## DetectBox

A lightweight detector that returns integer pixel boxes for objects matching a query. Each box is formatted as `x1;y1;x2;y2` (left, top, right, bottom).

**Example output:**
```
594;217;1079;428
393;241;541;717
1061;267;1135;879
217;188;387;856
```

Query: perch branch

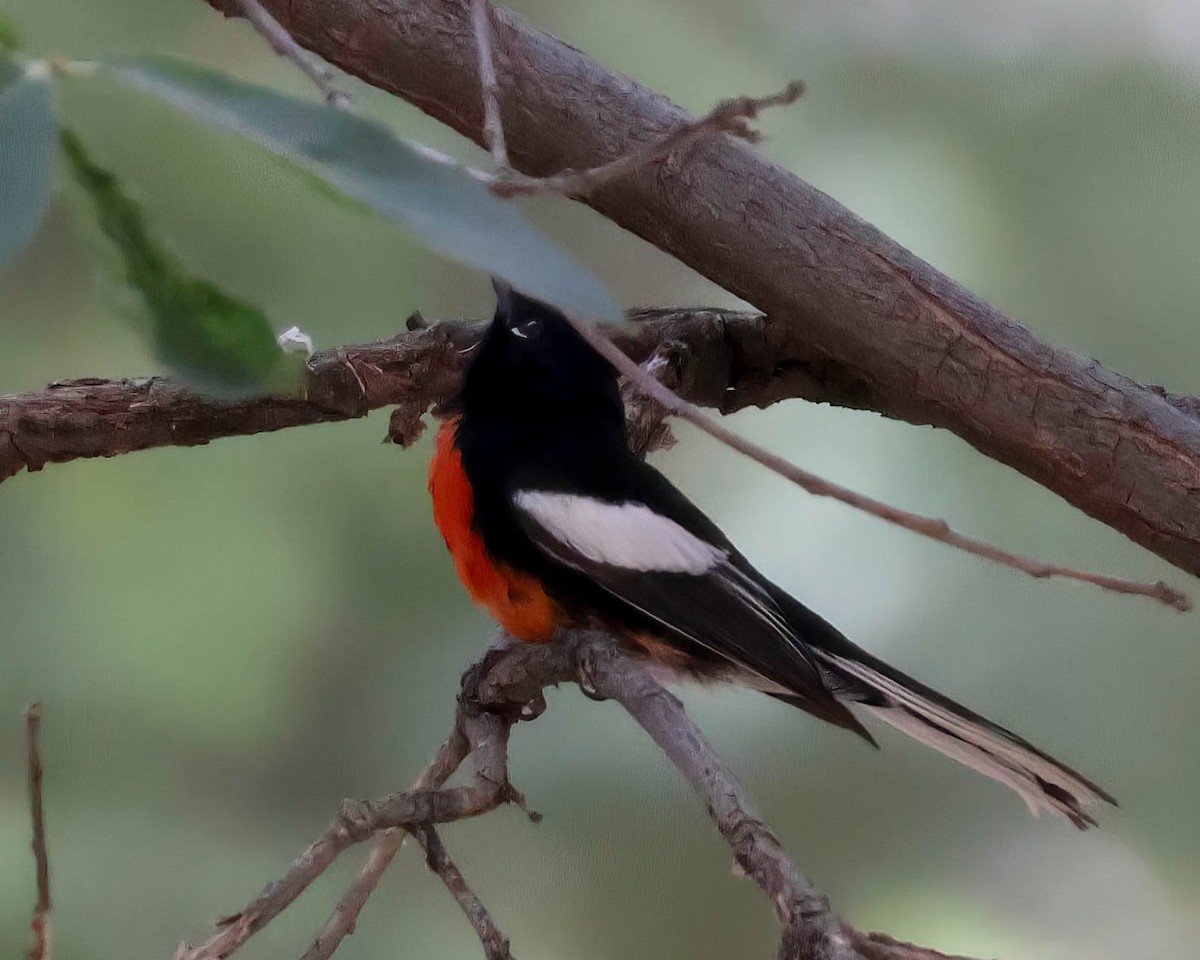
171;635;977;960
195;0;1200;581
25;703;52;960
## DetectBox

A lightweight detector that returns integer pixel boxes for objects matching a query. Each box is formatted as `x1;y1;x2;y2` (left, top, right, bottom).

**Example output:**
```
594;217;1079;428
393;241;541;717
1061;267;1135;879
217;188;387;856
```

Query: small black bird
429;284;1115;828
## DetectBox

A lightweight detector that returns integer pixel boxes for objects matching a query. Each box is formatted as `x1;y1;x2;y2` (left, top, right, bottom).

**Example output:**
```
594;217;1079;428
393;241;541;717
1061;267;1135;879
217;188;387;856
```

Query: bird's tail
812;643;1116;829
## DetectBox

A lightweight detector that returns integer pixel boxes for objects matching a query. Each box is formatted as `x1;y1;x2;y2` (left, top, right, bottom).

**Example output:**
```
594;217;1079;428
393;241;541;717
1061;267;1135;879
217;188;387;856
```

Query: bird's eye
511;318;543;340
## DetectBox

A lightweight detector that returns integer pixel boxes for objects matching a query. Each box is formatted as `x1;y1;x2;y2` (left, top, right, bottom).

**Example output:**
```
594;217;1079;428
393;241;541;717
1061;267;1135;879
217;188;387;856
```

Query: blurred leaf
0;59;56;269
60;130;299;395
100;56;621;321
0;13;21;52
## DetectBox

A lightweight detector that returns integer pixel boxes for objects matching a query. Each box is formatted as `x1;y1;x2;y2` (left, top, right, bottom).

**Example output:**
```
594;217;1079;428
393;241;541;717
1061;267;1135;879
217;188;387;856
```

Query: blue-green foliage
0;57;55;270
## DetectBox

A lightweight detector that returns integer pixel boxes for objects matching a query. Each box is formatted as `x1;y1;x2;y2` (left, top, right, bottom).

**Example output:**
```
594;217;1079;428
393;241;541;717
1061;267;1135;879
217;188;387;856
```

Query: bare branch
564;313;1192;611
25;703;51;960
297;725;472;960
418;826;514;960
490;82;804;199
231;0;349;108
0;310;756;485
169;636;983;960
174;726;470;960
470;0;509;167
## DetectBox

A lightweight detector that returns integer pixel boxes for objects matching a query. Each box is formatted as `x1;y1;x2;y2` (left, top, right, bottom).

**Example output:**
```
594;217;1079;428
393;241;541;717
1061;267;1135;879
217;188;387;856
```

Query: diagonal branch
295;726;471;960
195;0;1200;582
173;713;488;960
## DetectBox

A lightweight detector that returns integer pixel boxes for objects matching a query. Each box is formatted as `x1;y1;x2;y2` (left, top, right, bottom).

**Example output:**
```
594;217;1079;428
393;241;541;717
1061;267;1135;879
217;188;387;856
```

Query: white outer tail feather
821;652;1109;828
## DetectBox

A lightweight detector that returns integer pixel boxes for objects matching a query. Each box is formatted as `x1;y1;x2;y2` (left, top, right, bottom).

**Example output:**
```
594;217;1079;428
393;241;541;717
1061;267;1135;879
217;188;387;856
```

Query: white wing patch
512;491;727;574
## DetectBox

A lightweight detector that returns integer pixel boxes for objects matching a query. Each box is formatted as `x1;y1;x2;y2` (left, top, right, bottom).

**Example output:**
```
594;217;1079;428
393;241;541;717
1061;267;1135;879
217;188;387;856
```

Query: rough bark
192;0;1200;578
0;308;864;480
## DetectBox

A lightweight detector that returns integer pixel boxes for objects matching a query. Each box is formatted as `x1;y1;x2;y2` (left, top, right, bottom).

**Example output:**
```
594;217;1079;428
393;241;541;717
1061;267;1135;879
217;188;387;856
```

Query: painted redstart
429;284;1115;828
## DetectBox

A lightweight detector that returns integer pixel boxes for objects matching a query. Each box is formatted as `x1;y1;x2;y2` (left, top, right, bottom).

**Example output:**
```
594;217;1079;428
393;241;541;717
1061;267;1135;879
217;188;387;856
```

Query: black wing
508;464;873;741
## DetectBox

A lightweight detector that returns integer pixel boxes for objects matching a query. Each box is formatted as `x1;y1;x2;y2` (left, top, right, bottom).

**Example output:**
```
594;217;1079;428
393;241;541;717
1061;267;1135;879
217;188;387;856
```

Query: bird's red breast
429;419;562;642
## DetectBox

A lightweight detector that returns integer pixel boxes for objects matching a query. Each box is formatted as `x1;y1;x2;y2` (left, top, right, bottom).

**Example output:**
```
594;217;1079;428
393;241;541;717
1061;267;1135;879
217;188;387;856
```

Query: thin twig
230;0;799;204
417;825;514;960
232;0;349;108
297;727;471;960
25;703;52;960
175;727;472;960
561;313;1192;612
470;0;509;167
490;82;805;199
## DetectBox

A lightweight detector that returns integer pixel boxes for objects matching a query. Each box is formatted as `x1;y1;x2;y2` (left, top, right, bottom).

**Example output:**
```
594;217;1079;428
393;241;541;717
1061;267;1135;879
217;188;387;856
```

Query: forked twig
296;728;471;960
170;636;974;960
174;726;473;960
489;82;804;199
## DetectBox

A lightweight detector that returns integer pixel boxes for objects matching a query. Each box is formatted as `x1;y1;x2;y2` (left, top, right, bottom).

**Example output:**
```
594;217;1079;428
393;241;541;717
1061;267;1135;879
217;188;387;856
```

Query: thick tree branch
194;0;1200;580
172;636;974;960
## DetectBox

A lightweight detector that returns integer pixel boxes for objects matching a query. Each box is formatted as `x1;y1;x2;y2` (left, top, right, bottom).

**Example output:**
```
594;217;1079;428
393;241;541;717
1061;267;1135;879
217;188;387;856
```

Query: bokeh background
2;1;1199;957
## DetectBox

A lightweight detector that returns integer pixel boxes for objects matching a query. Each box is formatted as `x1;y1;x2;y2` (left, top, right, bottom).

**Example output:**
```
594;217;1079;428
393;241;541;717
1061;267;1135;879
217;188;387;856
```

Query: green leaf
101;56;621;321
61;130;299;395
0;60;56;269
0;13;21;53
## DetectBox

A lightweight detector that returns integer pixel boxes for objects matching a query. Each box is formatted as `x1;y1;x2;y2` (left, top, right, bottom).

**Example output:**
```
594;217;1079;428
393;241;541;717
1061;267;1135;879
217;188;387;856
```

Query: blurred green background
2;1;1199;957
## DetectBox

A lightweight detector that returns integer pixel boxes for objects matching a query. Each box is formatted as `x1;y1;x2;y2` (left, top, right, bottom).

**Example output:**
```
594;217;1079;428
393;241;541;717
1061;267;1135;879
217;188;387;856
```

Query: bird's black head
459;283;622;424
